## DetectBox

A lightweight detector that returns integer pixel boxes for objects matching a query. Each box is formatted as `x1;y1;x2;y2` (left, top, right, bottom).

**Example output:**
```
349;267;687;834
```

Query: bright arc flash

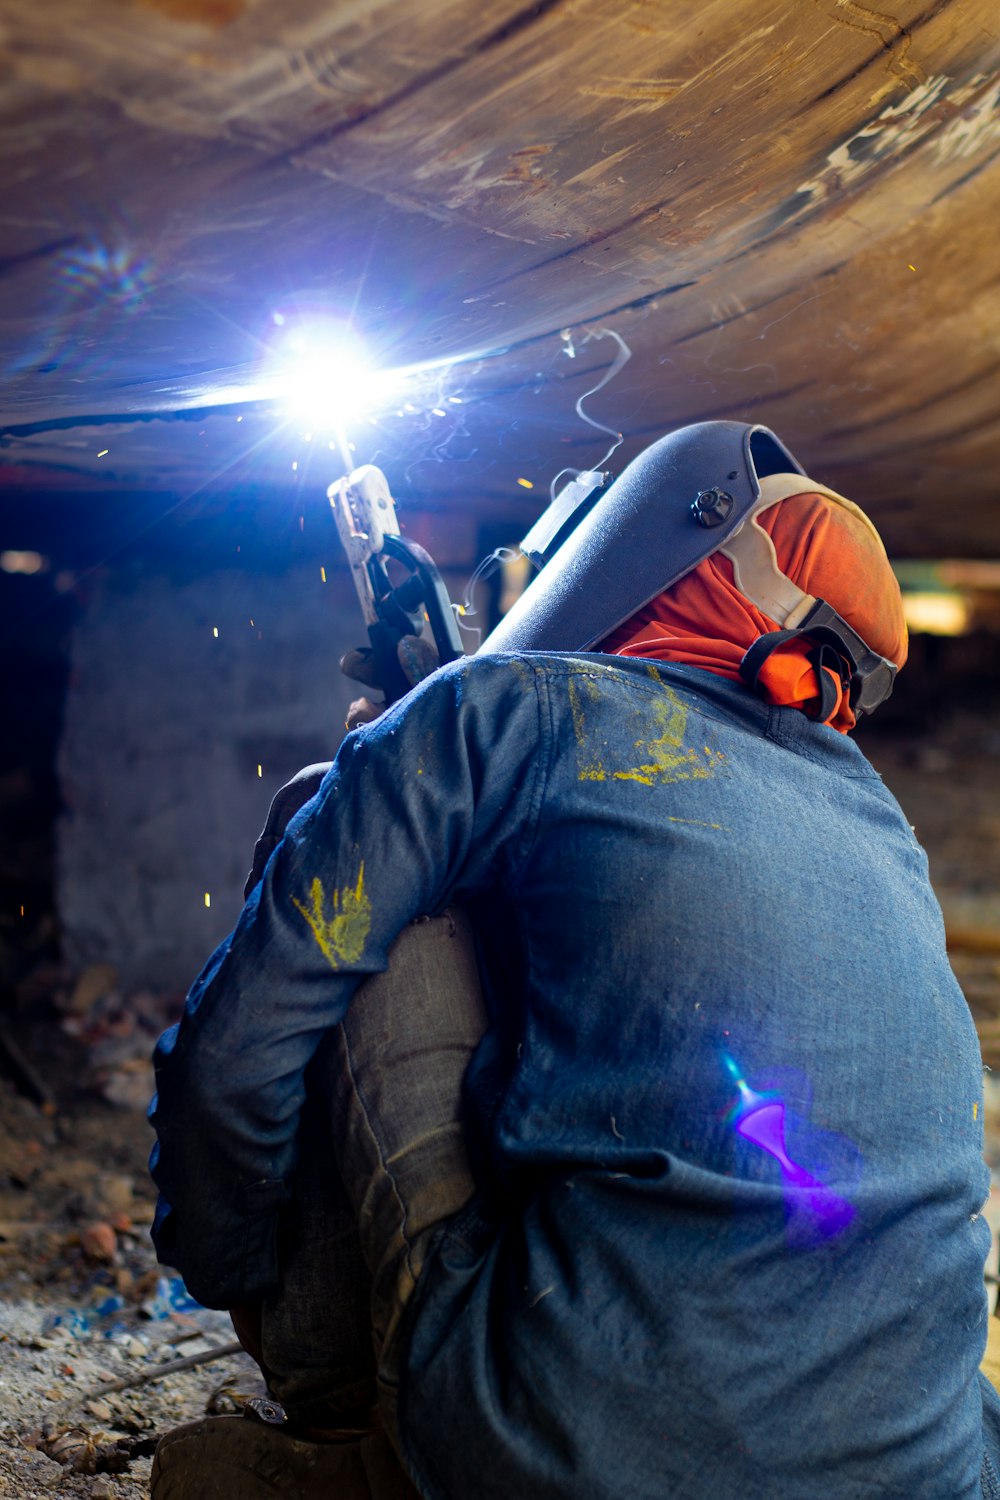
275;324;387;454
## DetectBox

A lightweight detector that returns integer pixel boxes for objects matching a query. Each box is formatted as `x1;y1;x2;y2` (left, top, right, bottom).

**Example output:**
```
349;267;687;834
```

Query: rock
79;1221;117;1262
90;1478;116;1499
68;964;120;1016
113;1266;135;1296
20;1445;57;1471
101;1061;155;1112
92;1172;134;1218
42;1426;97;1472
129;989;167;1025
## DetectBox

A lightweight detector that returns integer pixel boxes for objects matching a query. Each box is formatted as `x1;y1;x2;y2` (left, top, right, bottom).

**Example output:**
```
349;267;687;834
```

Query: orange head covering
599;491;908;733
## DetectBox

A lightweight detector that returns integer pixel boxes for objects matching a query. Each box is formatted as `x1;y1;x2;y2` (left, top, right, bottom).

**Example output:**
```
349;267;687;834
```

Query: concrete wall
56;559;361;990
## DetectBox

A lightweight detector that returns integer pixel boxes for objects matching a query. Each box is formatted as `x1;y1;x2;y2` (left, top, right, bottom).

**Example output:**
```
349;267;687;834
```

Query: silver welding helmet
478;420;897;719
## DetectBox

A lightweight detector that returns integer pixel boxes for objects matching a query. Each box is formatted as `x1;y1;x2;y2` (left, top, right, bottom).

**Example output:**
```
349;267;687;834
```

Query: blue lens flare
722;1052;856;1240
59;243;152;314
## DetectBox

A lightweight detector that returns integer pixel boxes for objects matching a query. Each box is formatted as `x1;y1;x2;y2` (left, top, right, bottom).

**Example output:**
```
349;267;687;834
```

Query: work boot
150;1402;420;1499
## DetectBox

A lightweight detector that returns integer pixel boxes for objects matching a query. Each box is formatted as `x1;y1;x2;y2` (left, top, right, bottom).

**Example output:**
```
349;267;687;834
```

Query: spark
257;765;262;778
908;263;917;271
213;626;219;638
291;460;298;472
320;566;327;583
517;477;534;489
204;893;211;908
97;449;109;458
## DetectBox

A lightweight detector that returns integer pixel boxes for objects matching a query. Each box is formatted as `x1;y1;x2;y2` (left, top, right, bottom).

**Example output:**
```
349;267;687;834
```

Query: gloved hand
340;634;441;730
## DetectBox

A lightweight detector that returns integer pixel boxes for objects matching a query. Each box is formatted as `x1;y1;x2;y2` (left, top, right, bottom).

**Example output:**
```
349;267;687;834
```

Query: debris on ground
0;1053;258;1499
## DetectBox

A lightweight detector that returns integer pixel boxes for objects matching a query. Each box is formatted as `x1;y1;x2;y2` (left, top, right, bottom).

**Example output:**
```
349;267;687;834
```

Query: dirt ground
0;708;998;1498
857;712;1000;1075
0;1076;260;1499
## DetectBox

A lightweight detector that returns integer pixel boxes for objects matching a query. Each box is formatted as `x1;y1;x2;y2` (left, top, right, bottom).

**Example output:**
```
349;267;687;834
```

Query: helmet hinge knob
691;487;734;527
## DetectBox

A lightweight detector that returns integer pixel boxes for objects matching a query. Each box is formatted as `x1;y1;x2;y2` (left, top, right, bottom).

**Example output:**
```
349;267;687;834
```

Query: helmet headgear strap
738;604;896;720
720;495;898;721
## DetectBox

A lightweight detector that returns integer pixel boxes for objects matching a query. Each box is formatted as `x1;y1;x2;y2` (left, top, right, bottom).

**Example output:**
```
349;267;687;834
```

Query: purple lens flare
722;1053;855;1239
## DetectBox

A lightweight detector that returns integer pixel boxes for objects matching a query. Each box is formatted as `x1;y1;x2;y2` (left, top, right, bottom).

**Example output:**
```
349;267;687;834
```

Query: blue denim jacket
151;654;998;1498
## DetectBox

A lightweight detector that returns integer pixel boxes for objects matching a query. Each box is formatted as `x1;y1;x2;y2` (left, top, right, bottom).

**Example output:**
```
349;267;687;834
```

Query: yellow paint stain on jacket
292;864;371;970
667;815;729;831
569;667;724;787
568;675;608;781
614;686;725;785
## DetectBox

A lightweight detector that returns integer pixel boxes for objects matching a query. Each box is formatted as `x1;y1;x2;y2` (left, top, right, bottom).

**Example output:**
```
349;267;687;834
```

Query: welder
149;421;1000;1499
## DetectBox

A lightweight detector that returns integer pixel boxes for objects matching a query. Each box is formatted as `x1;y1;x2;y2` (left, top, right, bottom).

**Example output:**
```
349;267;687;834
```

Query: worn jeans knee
261;908;487;1442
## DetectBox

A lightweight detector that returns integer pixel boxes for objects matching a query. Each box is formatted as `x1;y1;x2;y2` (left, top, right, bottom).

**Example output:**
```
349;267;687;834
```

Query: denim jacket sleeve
148;656;545;1308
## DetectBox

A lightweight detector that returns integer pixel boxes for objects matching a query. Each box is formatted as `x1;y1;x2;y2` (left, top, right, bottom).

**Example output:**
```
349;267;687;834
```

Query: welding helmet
478;420;897;719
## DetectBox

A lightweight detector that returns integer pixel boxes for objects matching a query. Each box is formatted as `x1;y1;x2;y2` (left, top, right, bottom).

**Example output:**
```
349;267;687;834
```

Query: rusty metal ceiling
1;0;999;558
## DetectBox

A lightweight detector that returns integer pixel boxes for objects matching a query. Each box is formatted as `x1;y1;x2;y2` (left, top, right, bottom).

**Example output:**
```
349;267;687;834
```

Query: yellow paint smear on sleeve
613;684;724;785
568;676;608;781
667;816;729;831
292;863;372;970
569;669;724;786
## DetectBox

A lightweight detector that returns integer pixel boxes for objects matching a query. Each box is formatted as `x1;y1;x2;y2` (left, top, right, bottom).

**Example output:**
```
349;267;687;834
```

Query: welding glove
339;635;440;731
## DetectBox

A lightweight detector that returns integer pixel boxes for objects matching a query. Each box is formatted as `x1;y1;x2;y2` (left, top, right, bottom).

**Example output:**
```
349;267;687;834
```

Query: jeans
260;908;486;1455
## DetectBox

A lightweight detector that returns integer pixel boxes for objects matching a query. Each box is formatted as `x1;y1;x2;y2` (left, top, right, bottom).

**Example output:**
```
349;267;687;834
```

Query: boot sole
150;1414;419;1499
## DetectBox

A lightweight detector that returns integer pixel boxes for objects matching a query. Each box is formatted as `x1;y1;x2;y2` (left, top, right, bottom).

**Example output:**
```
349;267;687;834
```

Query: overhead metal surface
0;0;999;555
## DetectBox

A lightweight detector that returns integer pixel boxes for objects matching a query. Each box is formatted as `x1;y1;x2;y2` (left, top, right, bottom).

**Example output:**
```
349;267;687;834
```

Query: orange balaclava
600;491;908;733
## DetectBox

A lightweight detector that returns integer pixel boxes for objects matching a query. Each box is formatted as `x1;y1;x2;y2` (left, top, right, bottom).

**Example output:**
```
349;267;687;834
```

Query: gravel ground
0;1083;259;1499
858;714;1000;1062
